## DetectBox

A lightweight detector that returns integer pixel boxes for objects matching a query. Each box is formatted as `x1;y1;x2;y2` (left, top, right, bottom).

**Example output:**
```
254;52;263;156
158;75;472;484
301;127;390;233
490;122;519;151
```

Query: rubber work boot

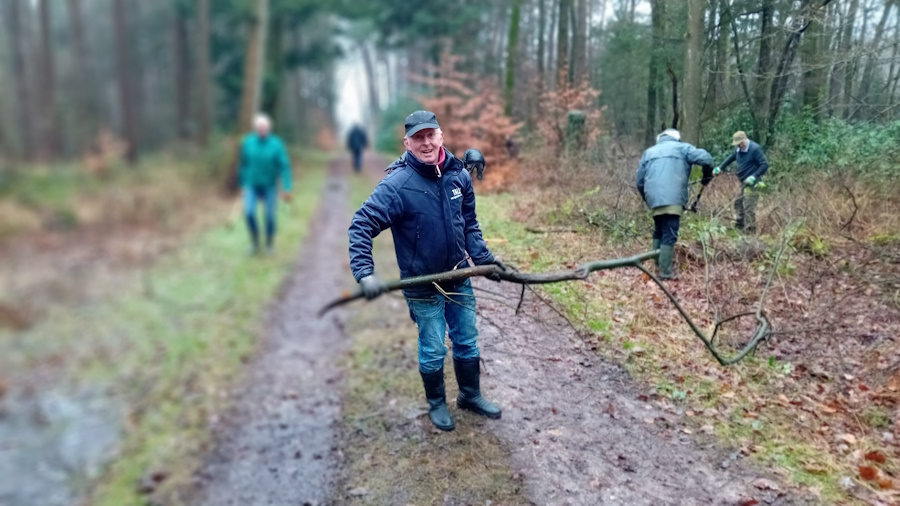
420;368;455;431
658;244;677;280
652;239;661;267
454;356;501;419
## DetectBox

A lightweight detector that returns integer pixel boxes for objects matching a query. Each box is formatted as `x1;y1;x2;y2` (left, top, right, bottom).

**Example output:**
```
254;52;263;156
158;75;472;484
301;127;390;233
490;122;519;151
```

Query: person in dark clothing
346;124;368;173
239;114;293;255
714;130;769;233
636;129;714;280
348;110;507;432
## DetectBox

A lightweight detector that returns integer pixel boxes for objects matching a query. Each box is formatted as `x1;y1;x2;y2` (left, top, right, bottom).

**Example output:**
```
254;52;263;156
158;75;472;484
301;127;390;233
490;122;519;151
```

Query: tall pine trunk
505;0;522;116
646;0;665;147
4;0;36;161
682;0;704;145
857;2;895;119
196;0;212;147
174;3;191;139
113;0;139;164
572;0;587;82
556;0;571;86
238;0;269;132
66;0;98;151
537;0;546;79
37;0;60;159
753;0;774;144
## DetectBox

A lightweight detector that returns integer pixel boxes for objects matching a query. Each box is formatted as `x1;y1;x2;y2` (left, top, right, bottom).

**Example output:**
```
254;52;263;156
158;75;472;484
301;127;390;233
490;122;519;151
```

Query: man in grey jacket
713;130;769;233
636;129;714;279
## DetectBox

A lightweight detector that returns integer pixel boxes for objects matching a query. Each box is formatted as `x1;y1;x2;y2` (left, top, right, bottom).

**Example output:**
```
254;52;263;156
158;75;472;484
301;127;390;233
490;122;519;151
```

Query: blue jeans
406;279;479;374
243;185;278;247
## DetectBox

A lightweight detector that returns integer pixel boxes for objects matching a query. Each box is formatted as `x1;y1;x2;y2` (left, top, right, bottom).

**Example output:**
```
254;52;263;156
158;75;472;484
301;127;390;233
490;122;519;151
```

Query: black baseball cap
404;110;440;137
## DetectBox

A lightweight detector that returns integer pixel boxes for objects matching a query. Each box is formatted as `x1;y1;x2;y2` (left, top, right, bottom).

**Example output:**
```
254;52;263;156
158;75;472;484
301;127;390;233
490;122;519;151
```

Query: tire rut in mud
190;162;350;506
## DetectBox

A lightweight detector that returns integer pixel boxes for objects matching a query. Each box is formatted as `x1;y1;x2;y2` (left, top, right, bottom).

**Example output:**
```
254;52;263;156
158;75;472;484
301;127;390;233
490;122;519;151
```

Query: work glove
712;167;721;176
486;259;510;282
744;175;757;187
359;274;386;300
701;165;713;186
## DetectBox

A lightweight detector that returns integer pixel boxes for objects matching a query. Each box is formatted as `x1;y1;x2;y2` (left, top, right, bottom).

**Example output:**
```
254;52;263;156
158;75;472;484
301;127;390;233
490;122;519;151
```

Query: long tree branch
320;250;773;366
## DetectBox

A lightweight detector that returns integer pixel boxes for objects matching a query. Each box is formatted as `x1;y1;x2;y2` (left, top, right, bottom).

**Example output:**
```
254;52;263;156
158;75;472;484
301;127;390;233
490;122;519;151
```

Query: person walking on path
347;110;508;432
713;130;769;233
239;114;293;255
346;124;368;173
636;128;714;280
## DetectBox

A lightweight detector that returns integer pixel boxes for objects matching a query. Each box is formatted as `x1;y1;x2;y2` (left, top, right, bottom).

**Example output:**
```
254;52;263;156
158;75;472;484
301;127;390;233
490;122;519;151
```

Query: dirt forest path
190;152;812;505
189;159;353;505
475;279;813;505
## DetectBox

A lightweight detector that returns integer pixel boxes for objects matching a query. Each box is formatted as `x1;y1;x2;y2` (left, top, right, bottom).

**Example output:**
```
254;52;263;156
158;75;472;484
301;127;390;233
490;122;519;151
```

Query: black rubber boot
420;368;455;431
454;356;501;419
652;239;661;267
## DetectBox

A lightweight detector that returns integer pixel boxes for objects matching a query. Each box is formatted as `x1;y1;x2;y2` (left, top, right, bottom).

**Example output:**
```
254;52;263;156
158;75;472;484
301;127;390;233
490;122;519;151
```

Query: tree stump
565;110;587;154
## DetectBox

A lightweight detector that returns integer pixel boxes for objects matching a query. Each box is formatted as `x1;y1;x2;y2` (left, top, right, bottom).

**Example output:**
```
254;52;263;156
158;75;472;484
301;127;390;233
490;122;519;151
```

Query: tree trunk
857;1;895;119
66;0;99;151
37;0;61;160
800;3;827;121
712;0;731;108
753;0;774;144
646;0;665;147
767;0;822;147
682;0;704;145
572;0;587;82
505;0;522;116
548;0;558;87
174;2;191;139
196;0;212;147
113;0;139;164
238;0;270;133
537;0;547;79
359;40;379;122
4;0;36;161
556;0;571;86
830;0;859;118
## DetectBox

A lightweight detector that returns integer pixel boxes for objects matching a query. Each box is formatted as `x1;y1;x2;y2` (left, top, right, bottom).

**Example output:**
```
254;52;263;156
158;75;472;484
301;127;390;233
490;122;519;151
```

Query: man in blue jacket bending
636;129;713;280
348;110;507;432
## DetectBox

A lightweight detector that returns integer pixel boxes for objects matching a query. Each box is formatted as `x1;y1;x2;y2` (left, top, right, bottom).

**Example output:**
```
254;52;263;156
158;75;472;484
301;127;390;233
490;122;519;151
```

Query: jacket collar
657;135;679;144
404;148;461;180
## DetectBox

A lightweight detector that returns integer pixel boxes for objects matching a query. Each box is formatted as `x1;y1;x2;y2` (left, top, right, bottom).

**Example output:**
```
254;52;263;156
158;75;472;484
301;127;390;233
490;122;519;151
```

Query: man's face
404;128;443;164
739;140;749;150
255;121;271;137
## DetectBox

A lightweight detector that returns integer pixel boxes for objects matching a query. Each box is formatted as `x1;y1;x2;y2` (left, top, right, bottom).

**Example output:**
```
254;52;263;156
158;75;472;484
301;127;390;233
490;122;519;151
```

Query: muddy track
475;279;814;505
189;160;350;506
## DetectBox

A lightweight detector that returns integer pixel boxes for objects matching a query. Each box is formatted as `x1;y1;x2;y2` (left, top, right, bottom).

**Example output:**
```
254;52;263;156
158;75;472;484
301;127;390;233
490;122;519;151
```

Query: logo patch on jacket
450;187;463;200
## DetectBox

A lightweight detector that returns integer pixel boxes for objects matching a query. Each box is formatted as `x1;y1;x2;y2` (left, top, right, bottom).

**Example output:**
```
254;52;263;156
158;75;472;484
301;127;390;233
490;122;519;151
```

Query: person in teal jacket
239;114;293;254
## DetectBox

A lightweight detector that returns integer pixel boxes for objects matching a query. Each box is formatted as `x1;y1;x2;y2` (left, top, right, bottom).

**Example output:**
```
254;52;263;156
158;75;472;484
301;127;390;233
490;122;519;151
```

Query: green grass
0;149;329;505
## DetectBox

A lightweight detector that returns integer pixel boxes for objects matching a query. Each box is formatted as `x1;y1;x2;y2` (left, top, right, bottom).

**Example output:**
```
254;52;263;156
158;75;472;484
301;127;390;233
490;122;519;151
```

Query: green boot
454;356;501;419
659;244;677;280
420;368;455;431
652;239;661;267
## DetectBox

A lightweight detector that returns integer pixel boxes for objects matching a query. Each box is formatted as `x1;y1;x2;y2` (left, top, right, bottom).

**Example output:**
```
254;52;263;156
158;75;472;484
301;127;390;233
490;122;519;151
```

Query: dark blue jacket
720;140;769;182
348;148;495;297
